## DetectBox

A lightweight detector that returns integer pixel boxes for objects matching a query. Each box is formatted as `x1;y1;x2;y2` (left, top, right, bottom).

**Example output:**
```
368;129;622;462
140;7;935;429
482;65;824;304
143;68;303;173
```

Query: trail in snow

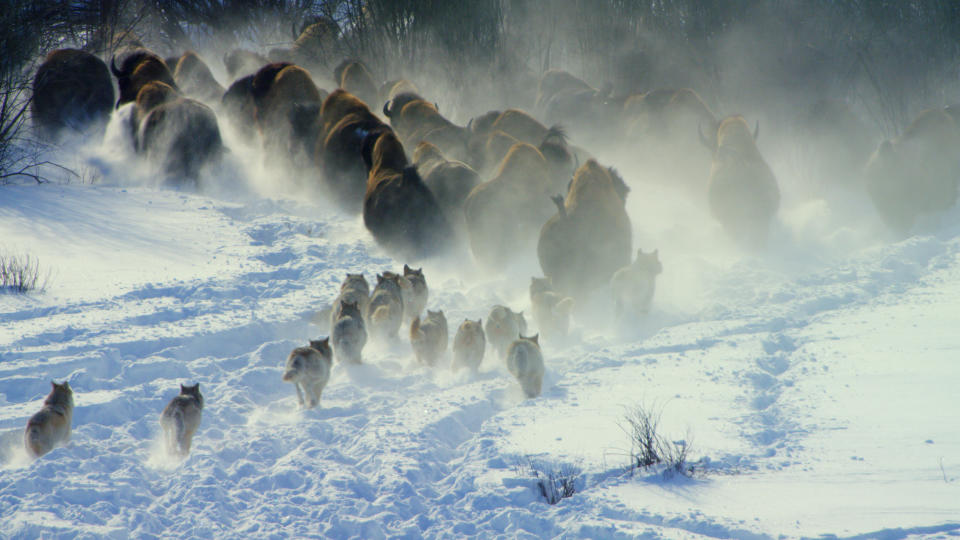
2;149;960;536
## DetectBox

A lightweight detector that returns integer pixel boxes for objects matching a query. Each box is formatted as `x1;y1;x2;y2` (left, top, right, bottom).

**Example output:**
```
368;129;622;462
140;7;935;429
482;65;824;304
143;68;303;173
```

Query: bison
537;159;632;298
701;115;780;246
463;142;555;268
379;79;420;111
32;49;115;141
796;99;877;191
171;51;225;104
535;69;596;113
864;108;960;234
223;49;269;80
111;48;178;108
363;131;453;259
138;97;224;185
413;141;481;214
292;17;341;70
250;62;325;162
385;97;472;165
334;59;378;110
220;74;258;138
624;88;717;190
316;89;390;210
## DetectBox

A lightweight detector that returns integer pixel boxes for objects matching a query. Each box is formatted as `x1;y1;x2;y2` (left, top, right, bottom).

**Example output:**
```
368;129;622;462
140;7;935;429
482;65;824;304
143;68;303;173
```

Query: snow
2;134;960;539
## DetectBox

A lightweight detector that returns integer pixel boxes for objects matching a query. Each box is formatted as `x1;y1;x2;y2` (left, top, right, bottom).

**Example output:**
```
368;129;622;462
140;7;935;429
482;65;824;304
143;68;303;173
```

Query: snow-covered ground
2;128;960;539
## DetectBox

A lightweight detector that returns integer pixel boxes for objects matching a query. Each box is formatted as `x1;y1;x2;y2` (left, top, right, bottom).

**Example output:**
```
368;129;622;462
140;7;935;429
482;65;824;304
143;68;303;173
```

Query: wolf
400;265;428;323
282;340;333;409
332;300;367;364
410;310;449;366
330;274;370;325
506;334;545;398
367;272;405;341
24;381;74;458
452;319;485;372
529;277;574;340
485;305;528;359
159;383;204;457
610;248;663;318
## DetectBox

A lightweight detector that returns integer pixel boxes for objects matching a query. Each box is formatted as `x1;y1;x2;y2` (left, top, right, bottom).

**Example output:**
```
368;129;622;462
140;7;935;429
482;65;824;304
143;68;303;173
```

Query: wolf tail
173;409;186;453
25;425;43;456
512;344;528;373
410;315;423;340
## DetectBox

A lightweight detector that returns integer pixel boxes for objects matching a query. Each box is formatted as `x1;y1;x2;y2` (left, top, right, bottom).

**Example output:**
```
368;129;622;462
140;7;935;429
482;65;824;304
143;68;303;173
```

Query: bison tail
543;124;567;144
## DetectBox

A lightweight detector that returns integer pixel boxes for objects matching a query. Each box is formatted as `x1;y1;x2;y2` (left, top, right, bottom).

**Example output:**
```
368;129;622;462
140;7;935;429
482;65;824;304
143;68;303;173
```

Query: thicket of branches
3;0;959;178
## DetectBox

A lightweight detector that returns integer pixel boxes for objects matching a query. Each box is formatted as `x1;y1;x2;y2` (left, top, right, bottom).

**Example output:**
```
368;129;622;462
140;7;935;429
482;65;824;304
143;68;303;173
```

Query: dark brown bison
250;62;325;161
223;49;269;80
32;49;115;140
334;59;378;110
796;99;877;191
540;81;613;141
864;108;960;234
538;160;631;297
535;69;595;112
128;80;179;148
387;98;472;165
378;79;420;111
111;48;178;108
701;115;780;246
171;51;225;104
381;92;427;123
413;141;482;220
624;88;717;190
468;109;580;181
321;88;378;136
463;142;555;268
292;17;341;70
221;74;257;137
320;111;391;210
316;89;390;209
490;108;550;146
364;131;453;259
138;97;224;184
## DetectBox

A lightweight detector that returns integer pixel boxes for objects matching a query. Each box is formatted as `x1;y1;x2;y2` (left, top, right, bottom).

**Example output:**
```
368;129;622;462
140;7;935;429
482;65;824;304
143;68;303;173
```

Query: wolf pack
20;18;960;461
21;258;660;461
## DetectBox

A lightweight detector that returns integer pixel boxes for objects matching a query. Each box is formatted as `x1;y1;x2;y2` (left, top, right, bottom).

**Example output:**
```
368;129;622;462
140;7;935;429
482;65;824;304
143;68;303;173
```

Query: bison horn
698;122;713;150
110;56;121;77
551;194;566;216
753;120;760;140
383;100;392;118
572;151;579;173
466;117;473;131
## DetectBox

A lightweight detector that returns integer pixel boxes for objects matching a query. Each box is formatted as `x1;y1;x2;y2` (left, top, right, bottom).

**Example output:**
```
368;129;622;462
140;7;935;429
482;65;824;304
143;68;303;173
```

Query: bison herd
30;34;960;311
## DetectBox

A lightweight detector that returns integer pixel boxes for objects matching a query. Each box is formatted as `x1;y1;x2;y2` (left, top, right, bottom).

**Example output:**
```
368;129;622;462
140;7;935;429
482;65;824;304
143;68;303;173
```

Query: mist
11;0;960;351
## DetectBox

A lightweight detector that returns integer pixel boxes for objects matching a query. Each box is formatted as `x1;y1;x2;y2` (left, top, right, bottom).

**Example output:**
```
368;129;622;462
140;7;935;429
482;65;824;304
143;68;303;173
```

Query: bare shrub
515;458;580;505
620;403;695;478
0;252;50;293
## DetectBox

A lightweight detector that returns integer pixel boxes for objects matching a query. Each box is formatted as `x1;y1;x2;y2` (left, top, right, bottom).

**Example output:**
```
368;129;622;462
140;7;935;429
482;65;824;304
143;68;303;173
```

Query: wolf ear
477;318;482;325
181;384;187;392
404;264;412;273
530;334;540;345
